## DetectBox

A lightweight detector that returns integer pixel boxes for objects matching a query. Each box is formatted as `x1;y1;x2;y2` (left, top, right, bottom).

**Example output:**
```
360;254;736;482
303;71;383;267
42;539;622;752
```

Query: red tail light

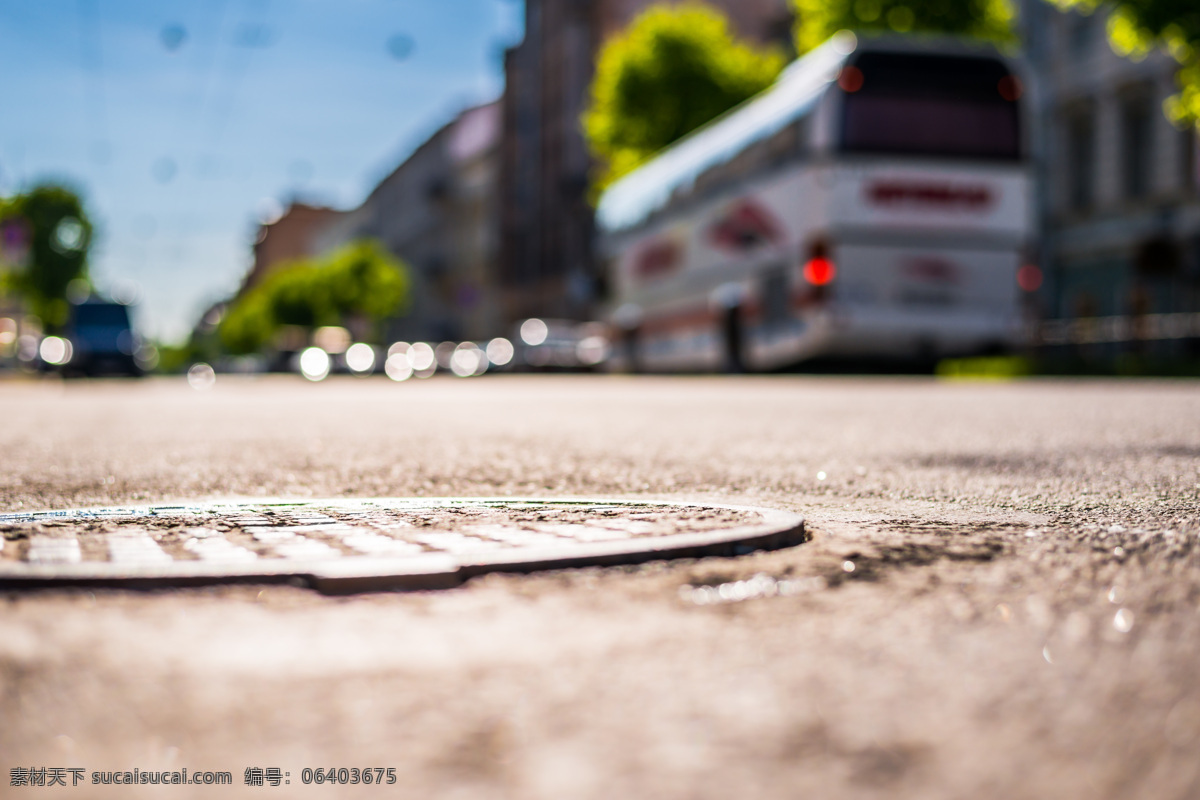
1017;264;1042;292
803;257;837;286
998;75;1022;102
838;66;864;93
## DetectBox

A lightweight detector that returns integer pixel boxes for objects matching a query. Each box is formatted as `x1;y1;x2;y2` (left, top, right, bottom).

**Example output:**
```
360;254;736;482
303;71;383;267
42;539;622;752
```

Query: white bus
596;32;1034;372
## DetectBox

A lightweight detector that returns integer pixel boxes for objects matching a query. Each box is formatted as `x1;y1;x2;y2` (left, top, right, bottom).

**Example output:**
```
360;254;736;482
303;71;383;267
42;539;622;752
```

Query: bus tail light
803;257;837;286
838;65;864;93
1017;263;1042;292
998;74;1023;102
800;239;836;306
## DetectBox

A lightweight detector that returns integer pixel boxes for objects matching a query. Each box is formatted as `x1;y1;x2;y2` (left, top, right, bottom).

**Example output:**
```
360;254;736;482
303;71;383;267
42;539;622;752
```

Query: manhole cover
0;498;804;593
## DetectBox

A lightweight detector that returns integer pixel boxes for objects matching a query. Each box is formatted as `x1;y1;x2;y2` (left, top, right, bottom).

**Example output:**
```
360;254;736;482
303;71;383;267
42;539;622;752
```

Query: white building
1021;0;1200;330
316;101;503;343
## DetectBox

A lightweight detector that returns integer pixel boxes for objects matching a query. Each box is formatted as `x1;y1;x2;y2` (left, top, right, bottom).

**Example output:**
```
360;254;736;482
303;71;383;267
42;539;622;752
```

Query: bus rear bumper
815;306;1023;358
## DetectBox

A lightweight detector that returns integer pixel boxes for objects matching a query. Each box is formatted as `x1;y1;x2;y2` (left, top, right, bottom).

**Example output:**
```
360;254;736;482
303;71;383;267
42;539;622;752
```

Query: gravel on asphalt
1;374;1198;799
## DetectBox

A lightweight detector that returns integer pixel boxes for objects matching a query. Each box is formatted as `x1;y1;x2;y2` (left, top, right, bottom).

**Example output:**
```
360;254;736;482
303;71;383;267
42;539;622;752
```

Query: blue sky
0;0;524;343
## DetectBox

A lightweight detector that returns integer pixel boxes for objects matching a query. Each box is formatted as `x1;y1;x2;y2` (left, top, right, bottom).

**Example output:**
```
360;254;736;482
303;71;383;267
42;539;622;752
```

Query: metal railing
1033;312;1200;346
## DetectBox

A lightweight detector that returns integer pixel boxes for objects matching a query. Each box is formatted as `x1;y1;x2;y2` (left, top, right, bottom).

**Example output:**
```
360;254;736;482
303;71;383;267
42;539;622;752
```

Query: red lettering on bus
903;257;960;283
867;182;994;210
708;199;783;251
634;239;681;280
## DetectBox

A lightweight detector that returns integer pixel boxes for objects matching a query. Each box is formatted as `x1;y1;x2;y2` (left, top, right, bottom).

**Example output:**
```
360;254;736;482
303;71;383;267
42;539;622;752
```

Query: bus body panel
608;161;1029;371
829;163;1030;237
599;36;1032;372
829;242;1022;354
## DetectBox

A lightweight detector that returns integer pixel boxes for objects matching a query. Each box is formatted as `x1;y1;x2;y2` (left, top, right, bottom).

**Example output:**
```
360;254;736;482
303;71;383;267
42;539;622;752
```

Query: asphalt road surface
2;374;1199;799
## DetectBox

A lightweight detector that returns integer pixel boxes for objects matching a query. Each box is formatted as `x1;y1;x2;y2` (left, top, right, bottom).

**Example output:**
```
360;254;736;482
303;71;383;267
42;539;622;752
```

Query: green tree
322;239;410;321
790;0;1016;54
218;239;409;355
263;262;333;329
1048;0;1200;127
583;3;785;192
218;290;275;355
0;184;94;329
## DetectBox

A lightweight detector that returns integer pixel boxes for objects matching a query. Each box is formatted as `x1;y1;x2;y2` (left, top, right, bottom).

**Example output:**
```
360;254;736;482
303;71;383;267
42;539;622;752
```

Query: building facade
498;0;792;325
1021;1;1200;329
316;101;503;343
245;202;344;294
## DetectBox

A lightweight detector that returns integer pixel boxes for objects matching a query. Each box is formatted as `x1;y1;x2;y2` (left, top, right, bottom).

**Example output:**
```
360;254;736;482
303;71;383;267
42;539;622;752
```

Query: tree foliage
0;183;93;329
583;3;785;192
790;0;1016;54
1048;0;1200;126
218;239;410;355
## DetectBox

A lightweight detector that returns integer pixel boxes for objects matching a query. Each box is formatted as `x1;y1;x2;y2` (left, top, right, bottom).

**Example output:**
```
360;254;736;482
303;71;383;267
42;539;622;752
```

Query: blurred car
515;318;610;370
61;300;142;377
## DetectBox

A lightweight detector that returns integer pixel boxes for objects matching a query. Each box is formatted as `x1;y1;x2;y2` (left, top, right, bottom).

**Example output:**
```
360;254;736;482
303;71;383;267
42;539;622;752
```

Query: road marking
106;532;172;566
28;535;82;564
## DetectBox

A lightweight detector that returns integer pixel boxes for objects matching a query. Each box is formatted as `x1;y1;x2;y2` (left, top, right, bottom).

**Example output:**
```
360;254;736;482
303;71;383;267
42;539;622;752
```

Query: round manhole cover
0;498;805;593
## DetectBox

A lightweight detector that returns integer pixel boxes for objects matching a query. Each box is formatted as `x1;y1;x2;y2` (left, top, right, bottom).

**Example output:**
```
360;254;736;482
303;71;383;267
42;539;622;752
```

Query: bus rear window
840;52;1021;161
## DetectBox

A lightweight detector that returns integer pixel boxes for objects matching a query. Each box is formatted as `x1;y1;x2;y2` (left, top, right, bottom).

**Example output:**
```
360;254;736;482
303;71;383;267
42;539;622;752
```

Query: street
2;374;1199;798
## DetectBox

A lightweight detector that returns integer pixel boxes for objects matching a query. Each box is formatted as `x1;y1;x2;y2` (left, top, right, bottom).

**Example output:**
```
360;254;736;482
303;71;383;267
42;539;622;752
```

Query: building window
1065;107;1095;212
1121;92;1154;201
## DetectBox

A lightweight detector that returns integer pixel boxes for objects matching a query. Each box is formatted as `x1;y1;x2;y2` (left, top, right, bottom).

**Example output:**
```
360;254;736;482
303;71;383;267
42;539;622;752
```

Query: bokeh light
39;336;72;366
298;347;331;381
434;341;457;370
1017;264;1043;292
0;318;16;348
485;337;514;366
576;335;609;366
803;257;836;286
135;343;160;372
407;342;435;371
450;343;484;377
838;65;864;93
384;353;413;381
16;335;39;363
51;218;85;254
186;362;216;391
66;279;92;305
520;318;548;346
313;326;351;354
111;280;143;306
344;342;377;374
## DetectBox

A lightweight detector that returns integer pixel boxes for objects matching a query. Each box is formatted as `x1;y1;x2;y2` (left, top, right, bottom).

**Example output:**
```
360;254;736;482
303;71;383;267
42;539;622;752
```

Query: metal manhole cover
0;498;805;593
